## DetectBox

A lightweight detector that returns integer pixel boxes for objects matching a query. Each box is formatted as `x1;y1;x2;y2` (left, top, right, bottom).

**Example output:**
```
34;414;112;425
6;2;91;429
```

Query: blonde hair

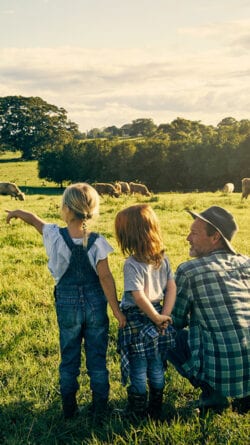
62;183;99;246
115;204;164;267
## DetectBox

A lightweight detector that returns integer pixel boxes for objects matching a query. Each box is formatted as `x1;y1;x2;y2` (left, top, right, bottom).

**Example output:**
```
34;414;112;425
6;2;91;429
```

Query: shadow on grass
0;396;225;444
0;399;139;445
0;157;23;163
20;186;63;196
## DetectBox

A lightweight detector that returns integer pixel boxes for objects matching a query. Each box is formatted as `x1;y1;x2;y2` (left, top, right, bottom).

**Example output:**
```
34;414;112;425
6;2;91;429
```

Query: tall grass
0;155;249;444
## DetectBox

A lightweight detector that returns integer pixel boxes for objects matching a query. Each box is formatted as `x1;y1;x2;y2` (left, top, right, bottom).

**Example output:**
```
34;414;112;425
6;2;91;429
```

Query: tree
38;146;67;188
158;117;211;143
38;139;112;185
0;96;79;159
106;140;136;180
87;128;104;139
132;139;170;191
130;118;157;137
104;125;121;138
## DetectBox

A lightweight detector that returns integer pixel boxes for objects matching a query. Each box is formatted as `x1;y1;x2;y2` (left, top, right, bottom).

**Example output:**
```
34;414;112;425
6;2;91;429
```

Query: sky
0;0;250;133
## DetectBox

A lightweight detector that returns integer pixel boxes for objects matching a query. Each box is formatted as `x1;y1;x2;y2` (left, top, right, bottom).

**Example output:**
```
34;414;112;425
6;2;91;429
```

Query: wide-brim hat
187;206;238;254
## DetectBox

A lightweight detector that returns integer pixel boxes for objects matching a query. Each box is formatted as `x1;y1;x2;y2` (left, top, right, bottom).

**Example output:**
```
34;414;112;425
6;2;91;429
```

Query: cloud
0;43;249;130
179;19;250;53
0;10;15;15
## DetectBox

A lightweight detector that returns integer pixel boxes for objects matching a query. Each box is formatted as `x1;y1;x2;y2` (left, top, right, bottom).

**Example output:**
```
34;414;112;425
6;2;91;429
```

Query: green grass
0;154;249;444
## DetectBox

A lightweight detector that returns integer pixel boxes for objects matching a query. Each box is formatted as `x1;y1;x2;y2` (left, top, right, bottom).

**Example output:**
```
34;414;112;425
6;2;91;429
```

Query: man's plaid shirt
117;304;176;386
173;250;250;398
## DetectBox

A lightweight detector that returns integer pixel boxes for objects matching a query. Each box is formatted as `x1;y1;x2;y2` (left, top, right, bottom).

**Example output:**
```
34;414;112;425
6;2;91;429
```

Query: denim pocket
55;286;80;328
56;303;78;329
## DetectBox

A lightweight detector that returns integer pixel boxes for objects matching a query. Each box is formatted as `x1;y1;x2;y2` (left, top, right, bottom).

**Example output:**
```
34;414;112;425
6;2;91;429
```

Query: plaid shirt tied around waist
117;303;176;386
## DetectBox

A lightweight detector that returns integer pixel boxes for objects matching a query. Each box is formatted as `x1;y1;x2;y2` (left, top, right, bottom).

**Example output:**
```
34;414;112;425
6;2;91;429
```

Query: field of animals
0;153;249;444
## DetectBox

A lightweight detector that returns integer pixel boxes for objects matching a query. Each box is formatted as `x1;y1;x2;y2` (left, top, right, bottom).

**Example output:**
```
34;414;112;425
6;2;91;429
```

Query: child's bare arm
132;290;172;328
161;278;176;316
97;258;126;328
5;209;45;235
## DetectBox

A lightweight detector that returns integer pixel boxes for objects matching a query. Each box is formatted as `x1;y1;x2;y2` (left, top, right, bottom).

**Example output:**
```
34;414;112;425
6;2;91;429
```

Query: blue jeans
167;329;212;393
55;288;109;400
129;354;165;394
166;329;191;378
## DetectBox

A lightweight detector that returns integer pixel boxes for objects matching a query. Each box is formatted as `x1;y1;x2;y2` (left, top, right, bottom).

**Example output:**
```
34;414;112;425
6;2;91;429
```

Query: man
168;206;250;413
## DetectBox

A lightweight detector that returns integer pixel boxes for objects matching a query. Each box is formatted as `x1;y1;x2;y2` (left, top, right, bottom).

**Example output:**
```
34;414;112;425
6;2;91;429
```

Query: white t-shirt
42;223;113;284
120;255;174;309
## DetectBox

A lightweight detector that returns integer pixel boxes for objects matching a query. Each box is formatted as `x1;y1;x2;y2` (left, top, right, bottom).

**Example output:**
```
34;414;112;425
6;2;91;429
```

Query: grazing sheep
222;183;234;193
241;178;250;200
0;182;25;200
93;182;120;198
129;182;151;197
117;181;130;194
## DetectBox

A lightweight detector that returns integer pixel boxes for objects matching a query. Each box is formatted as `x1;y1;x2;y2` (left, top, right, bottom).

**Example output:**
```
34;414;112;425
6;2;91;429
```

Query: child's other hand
155;315;172;330
116;311;126;328
157;317;172;335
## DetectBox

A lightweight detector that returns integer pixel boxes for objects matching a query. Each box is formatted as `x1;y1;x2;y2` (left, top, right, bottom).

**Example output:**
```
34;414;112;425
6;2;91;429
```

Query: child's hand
5;209;18;224
116;311;126;328
157;316;172;335
155;314;172;329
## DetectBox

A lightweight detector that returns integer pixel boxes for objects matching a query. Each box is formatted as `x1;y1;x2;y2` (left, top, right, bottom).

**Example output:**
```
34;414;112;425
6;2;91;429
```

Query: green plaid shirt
173;250;250;398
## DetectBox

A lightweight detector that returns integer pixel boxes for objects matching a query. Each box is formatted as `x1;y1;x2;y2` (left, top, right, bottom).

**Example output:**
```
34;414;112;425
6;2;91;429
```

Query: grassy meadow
0;153;249;444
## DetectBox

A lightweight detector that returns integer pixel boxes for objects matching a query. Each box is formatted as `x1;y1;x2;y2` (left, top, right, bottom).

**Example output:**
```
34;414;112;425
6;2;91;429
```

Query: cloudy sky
0;0;250;132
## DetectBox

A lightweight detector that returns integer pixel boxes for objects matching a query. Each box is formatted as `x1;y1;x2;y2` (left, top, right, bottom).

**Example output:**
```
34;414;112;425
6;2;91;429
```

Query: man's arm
171;269;191;328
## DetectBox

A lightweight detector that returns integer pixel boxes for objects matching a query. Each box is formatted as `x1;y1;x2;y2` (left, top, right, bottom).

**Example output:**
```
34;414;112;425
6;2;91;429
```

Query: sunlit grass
0;154;249;444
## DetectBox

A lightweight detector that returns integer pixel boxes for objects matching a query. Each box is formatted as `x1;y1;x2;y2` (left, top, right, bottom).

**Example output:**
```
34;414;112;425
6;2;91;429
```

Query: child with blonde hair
115;204;176;420
6;183;126;420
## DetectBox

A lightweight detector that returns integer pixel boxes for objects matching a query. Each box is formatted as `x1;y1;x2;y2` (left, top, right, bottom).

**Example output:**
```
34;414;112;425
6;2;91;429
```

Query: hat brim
187;210;237;254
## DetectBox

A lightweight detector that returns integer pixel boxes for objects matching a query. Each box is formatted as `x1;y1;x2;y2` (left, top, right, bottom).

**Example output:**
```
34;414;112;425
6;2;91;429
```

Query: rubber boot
147;387;164;420
90;394;108;425
198;388;230;414
232;395;250;414
62;392;78;419
127;388;147;420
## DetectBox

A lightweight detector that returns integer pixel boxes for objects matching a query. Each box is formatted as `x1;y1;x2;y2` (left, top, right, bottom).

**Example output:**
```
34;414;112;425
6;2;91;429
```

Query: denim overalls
54;228;110;403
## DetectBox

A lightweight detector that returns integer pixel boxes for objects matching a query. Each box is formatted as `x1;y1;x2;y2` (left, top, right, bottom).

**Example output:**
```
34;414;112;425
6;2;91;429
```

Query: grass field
0;153;249;444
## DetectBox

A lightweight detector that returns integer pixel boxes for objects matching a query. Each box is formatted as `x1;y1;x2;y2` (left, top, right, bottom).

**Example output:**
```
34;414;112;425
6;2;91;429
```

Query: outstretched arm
97;258;126;328
5;209;46;235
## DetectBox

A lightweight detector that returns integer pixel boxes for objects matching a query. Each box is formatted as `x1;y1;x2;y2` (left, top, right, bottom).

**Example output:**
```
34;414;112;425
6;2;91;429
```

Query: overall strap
59;227;99;251
59;227;75;251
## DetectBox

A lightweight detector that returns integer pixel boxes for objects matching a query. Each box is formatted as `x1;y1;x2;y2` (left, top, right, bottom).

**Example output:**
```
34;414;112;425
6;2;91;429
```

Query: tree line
0;96;250;191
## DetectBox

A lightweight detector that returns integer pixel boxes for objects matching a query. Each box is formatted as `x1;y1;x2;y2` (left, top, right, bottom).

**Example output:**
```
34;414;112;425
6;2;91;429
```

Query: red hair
115;204;164;267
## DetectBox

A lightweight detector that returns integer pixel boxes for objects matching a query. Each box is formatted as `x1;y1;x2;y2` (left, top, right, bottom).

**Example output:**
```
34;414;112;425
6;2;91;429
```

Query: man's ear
212;230;222;244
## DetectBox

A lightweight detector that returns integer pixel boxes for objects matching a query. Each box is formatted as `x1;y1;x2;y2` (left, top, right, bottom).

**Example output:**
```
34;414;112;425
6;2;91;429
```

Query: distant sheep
114;182;122;195
222;183;234;193
241;178;250;200
117;181;130;194
129;182;151;196
0;182;25;200
93;182;120;197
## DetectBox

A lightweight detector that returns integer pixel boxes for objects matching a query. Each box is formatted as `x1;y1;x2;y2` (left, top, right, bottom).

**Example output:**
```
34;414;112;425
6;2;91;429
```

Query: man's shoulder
177;257;202;274
176;251;224;275
177;251;250;276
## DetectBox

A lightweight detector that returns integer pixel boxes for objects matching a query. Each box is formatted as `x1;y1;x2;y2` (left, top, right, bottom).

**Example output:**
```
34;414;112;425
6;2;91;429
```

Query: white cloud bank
0;20;250;131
